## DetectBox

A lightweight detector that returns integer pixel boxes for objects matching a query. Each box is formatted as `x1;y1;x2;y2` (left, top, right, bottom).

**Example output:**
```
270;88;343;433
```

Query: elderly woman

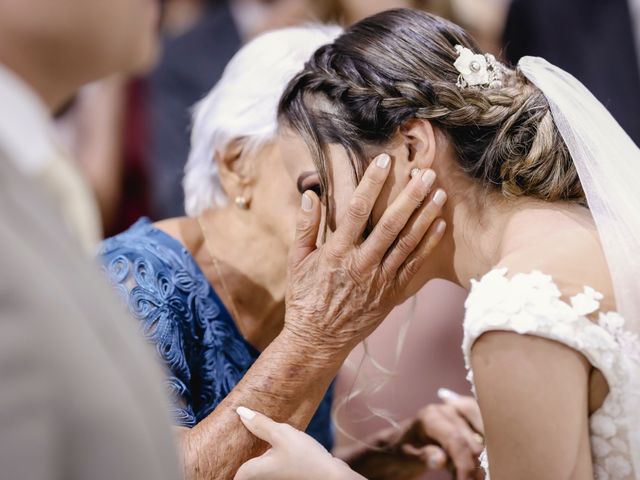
99;25;481;480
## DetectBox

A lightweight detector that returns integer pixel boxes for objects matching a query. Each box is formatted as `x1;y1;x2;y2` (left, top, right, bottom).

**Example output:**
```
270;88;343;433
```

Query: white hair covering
183;24;343;217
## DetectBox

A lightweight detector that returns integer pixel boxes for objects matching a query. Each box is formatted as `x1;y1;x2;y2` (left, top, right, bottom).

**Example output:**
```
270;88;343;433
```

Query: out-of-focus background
53;1;640;477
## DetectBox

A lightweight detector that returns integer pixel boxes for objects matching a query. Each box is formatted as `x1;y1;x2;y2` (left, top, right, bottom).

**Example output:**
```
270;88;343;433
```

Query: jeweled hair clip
453;45;505;89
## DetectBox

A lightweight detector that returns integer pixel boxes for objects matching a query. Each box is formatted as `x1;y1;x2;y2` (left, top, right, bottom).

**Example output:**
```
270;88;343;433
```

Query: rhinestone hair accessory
453;45;504;89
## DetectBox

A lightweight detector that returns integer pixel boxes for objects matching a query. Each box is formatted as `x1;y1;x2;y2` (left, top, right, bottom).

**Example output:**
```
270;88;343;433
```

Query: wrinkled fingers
360;168;436;269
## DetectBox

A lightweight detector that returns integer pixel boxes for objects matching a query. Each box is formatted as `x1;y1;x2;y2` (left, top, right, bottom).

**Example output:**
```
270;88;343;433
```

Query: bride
232;8;640;480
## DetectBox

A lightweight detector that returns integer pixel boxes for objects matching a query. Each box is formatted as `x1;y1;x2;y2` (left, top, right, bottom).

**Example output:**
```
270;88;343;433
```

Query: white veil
518;56;640;474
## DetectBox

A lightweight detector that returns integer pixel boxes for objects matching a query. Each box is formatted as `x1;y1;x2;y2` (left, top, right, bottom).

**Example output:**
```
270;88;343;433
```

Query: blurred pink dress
335;280;470;479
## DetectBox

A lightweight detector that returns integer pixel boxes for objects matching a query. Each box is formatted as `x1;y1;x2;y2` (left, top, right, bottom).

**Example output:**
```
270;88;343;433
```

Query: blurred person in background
54;68;158;239
99;25;483;480
150;0;350;221
332;0;508;52
230;0;340;38
54;0;237;237
53;0;164;238
150;0;243;220
434;0;509;53
503;0;640;144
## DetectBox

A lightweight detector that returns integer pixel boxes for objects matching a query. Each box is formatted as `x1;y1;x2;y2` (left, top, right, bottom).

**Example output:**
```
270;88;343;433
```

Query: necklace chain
196;215;245;335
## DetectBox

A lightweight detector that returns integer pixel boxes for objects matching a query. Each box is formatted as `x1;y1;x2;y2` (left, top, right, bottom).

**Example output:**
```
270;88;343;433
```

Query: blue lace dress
98;218;334;449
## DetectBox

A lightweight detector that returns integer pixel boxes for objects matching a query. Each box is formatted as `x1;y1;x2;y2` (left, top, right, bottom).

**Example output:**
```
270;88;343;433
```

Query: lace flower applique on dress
462;268;640;480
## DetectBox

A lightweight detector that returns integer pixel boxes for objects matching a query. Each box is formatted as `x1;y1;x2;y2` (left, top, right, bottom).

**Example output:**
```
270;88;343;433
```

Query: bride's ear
400;119;437;171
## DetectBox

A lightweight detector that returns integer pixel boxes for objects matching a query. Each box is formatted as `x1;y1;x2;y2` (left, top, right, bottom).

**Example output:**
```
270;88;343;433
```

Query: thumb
402;444;448;471
236;406;284;447
438;388;484;434
288;191;321;269
234;450;274;480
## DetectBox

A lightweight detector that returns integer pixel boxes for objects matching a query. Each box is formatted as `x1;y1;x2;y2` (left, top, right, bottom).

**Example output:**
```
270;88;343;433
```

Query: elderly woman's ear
216;138;254;209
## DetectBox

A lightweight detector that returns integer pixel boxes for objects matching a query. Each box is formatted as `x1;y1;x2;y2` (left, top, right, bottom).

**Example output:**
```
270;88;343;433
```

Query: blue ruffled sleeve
98;218;259;428
98;218;335;450
99;233;199;426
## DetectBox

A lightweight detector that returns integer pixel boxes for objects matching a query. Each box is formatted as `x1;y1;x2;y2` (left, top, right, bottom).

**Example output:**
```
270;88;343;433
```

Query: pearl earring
410;167;420;179
235;196;249;210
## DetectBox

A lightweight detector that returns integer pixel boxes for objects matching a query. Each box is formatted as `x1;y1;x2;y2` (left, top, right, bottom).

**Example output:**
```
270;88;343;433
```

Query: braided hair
278;8;583;223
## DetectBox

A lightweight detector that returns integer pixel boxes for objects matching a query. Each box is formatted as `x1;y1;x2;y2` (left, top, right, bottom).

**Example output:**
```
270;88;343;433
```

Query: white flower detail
600;312;626;332
610;437;629;453
462;267;636;480
571;286;604;316
604;456;632;477
454;46;490;86
585;286;605;301
479;449;489;475
594;465;610;480
592;436;613;458
603;398;622;417
551;322;574;339
511;311;538;334
591;414;617;439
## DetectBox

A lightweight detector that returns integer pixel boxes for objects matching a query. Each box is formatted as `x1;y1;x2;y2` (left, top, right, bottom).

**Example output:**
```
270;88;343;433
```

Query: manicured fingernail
433;189;447;206
473;432;485;445
436;220;446;234
437;387;460;401
301;192;313;212
375;153;390;169
428;454;440;469
421;169;436;186
237;406;256;421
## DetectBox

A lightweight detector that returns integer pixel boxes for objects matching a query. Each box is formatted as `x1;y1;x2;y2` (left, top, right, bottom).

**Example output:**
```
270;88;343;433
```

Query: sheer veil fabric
519;56;640;474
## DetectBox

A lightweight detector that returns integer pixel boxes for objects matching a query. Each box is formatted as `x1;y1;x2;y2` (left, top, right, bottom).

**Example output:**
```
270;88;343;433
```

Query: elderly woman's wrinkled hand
283;153;446;356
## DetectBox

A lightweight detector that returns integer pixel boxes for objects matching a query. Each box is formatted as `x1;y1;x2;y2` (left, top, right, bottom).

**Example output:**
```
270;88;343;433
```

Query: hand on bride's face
281;121;446;305
282;151;446;355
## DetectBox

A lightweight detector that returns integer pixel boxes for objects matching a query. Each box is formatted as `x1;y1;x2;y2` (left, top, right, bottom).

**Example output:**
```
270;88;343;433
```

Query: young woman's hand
337;389;484;480
233;407;365;480
396;389;484;480
234;391;485;480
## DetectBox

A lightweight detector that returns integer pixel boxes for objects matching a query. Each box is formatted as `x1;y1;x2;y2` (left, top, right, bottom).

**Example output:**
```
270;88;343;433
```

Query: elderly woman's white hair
183;24;343;217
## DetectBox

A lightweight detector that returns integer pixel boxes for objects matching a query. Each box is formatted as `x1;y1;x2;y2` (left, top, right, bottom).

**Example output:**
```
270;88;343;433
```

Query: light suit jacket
0;151;181;480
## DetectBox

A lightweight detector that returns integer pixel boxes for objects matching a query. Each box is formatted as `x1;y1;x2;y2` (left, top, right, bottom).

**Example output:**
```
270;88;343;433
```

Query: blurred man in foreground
0;0;181;478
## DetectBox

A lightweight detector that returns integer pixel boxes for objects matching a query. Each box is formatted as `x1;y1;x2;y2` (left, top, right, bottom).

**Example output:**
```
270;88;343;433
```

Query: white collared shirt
0;63;58;175
0;63;102;253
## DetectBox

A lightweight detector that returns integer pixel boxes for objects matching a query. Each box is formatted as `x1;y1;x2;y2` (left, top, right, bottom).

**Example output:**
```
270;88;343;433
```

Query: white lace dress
462;268;640;480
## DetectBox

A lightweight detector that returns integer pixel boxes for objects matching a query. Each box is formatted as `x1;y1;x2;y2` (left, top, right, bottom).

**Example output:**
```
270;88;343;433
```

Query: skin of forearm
179;327;349;480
